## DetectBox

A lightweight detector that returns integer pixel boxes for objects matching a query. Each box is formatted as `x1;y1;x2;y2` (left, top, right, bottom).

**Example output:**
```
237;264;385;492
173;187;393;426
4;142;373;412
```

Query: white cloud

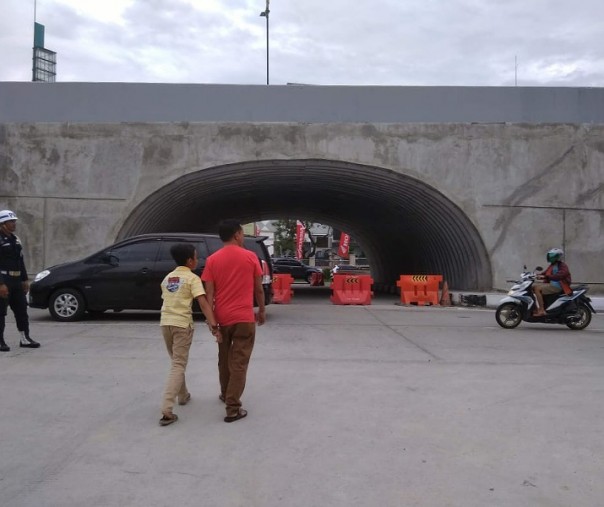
50;0;134;25
1;0;603;86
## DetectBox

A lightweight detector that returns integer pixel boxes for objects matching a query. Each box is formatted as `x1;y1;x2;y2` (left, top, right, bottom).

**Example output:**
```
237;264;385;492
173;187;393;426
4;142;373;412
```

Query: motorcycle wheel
495;303;523;329
566;303;592;330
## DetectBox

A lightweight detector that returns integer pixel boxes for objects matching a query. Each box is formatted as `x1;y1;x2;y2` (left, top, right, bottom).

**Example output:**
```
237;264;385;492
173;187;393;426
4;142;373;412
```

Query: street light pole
259;0;270;85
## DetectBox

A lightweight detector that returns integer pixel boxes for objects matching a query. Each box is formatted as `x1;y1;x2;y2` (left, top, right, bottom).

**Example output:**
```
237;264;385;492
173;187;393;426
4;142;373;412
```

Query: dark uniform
0;227;39;350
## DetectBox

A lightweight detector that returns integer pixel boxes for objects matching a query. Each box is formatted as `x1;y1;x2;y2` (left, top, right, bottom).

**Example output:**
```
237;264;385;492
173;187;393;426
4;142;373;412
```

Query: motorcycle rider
533;248;572;317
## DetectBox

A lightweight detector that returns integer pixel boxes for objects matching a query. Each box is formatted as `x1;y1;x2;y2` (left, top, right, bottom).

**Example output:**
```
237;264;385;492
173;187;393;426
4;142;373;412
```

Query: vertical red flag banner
295;221;306;259
337;232;350;259
254;223;260;237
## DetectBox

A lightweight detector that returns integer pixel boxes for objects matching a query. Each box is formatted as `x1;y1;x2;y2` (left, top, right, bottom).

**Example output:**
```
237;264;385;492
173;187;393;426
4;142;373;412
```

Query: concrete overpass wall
1;83;603;291
1;83;604;123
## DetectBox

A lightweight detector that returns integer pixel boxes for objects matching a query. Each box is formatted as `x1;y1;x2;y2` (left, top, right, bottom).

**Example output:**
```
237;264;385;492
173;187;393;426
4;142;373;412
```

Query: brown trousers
218;322;256;417
161;325;193;416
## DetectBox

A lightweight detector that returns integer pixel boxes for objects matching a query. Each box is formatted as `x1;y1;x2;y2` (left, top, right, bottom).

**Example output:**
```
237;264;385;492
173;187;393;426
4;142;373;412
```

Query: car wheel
49;288;86;322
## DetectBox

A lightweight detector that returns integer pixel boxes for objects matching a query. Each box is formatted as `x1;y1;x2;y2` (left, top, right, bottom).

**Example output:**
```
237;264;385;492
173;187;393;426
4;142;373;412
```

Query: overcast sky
1;0;603;87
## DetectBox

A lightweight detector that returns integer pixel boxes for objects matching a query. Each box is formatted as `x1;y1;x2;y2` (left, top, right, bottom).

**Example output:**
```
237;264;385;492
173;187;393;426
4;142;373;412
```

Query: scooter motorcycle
495;266;595;330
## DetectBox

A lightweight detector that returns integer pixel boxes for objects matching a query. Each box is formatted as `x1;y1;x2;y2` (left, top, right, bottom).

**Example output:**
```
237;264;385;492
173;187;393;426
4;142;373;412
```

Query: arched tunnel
118;159;492;291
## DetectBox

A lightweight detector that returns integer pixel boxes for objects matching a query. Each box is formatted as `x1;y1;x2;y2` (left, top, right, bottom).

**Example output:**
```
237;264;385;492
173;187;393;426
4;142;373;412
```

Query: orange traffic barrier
330;274;373;305
396;274;443;306
440;280;452;306
272;274;294;304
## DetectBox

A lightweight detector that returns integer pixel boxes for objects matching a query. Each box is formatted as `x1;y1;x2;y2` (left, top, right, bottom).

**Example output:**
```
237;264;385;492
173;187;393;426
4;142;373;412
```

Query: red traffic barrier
330;273;373;305
309;271;324;286
272;274;294;304
396;275;443;306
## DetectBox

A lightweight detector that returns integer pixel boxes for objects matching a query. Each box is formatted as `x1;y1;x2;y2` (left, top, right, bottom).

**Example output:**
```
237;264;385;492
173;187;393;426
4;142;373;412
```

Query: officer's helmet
0;210;18;224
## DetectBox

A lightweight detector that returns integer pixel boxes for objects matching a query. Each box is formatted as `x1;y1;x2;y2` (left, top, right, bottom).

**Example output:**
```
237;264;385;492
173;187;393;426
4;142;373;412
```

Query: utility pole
259;0;270;85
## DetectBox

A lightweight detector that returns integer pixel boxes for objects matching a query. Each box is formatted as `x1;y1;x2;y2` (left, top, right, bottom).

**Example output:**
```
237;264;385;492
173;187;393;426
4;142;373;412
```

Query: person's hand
213;329;222;344
0;284;8;298
22;281;30;293
256;309;266;326
209;323;222;343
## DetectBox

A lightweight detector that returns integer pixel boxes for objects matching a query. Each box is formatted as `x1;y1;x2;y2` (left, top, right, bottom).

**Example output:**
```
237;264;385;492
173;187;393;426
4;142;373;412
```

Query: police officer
0;209;40;351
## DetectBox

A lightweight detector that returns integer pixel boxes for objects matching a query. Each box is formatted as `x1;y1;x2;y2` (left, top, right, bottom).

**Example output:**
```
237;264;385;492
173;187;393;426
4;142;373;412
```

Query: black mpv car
29;233;273;321
272;257;322;283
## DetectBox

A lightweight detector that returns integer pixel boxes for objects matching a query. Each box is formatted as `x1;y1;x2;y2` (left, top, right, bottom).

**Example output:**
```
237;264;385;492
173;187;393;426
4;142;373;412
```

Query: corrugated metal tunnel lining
119;160;492;291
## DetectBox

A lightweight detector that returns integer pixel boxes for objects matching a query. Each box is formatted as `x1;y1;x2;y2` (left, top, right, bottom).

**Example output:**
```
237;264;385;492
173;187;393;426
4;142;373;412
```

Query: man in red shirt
202;220;266;422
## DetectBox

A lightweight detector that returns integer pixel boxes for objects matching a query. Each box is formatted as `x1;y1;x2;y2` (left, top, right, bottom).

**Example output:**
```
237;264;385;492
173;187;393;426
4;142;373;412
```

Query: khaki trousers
218;322;256;417
161;325;193;416
534;283;562;296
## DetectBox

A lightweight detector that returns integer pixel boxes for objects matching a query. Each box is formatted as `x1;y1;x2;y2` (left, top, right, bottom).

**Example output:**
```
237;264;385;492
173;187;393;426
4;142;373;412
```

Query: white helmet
0;210;18;224
546;248;564;263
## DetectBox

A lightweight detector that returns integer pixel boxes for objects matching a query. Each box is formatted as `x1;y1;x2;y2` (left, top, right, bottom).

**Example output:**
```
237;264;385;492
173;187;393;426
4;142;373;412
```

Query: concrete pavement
1;301;603;507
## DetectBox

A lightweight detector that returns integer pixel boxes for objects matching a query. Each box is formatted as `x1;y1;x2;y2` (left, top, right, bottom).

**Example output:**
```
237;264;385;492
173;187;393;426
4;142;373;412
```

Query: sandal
224;409;247;423
178;393;191;406
159;413;178;426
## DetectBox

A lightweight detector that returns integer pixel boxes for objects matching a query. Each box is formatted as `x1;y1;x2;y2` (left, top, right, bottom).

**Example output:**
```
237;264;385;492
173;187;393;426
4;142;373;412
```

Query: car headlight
34;270;51;282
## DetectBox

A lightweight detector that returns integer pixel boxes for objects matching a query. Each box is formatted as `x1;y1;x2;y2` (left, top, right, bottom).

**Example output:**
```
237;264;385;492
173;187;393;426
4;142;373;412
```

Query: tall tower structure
32;21;56;82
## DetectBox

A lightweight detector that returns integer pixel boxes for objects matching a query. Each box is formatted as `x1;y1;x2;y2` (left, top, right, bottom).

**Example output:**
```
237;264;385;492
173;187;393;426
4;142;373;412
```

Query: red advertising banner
338;232;350;258
295;221;306;259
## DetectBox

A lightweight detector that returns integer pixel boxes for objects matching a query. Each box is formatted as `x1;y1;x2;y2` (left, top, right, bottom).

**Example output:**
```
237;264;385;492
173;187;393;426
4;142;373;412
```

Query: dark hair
170;243;196;266
218;219;243;242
